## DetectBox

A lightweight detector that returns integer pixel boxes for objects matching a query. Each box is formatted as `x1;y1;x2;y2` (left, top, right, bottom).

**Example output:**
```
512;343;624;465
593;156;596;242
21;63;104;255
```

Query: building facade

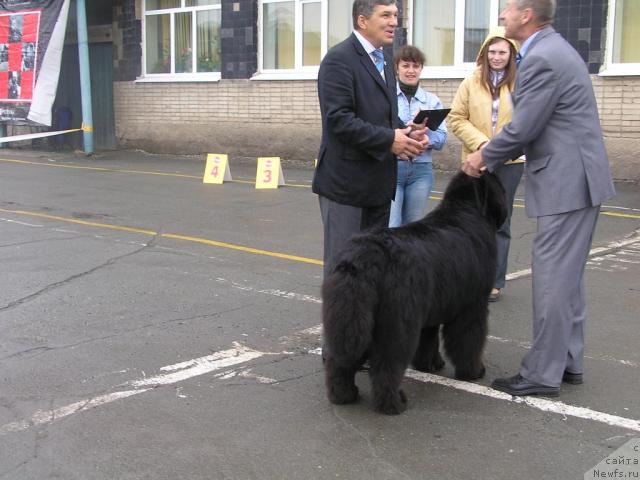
105;0;639;181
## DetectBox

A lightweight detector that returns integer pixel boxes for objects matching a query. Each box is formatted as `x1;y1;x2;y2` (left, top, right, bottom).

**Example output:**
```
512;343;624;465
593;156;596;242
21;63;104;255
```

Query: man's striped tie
372;49;385;75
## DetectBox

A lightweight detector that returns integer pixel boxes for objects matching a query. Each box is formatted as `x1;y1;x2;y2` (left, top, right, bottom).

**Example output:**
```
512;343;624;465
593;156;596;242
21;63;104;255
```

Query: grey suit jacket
482;27;615;217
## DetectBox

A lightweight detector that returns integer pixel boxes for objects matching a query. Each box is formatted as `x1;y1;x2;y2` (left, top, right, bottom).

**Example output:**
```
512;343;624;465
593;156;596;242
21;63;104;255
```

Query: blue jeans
493;162;524;289
389;161;433;227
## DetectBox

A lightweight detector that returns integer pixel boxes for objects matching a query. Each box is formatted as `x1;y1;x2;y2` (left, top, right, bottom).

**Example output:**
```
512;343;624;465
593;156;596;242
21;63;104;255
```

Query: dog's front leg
412;325;445;372
325;360;359;405
370;362;408;415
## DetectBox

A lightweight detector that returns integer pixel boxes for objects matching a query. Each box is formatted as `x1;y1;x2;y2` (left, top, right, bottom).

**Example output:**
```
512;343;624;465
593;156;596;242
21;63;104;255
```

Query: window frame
139;0;222;83
407;0;503;79
256;0;326;80
601;0;640;77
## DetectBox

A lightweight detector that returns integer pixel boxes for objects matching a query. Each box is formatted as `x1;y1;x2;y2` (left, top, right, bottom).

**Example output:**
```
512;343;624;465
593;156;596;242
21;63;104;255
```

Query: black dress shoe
491;374;560;397
562;371;583;385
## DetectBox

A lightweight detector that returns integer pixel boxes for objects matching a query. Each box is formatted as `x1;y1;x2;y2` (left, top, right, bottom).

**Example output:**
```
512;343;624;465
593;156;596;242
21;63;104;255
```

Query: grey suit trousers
520;205;600;387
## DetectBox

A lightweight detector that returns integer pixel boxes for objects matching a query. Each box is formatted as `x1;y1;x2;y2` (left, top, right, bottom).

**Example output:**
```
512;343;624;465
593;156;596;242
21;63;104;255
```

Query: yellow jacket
448;31;523;164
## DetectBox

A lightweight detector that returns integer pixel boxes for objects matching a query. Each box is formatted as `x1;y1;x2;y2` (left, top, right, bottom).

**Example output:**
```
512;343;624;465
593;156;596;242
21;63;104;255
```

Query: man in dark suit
463;0;616;396
313;0;427;278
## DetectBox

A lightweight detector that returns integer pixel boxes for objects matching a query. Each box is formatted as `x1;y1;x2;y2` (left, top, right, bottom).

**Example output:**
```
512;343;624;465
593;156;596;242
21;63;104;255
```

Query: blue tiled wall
555;0;608;73
221;0;257;79
114;0;141;81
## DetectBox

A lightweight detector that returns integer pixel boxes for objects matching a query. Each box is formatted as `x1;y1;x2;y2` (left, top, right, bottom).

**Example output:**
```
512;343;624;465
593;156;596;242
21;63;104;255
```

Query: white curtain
413;0;455;66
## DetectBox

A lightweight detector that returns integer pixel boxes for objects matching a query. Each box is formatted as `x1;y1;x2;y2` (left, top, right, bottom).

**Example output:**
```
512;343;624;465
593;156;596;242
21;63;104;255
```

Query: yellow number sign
203;154;232;184
255;157;286;189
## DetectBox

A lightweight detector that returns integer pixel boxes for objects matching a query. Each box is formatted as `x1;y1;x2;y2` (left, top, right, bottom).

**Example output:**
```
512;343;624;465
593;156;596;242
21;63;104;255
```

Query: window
604;0;640;75
327;0;352;49
410;0;505;78
143;0;221;79
258;0;352;77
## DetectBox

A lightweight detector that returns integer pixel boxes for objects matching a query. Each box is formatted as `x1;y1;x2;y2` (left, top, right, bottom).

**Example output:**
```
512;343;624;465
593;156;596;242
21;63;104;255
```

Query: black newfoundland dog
322;171;507;414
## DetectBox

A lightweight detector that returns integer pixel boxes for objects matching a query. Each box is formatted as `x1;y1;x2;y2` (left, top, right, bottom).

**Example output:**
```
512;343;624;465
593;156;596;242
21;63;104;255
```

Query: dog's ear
444;171;475;201
444;172;508;228
482;173;508;228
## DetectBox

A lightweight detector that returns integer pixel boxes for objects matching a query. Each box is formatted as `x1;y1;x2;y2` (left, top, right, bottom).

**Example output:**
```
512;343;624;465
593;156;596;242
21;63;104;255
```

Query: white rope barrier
0;128;82;144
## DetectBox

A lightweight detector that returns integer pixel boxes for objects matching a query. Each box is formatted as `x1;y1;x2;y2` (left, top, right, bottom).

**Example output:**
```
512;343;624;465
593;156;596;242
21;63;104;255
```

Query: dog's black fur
322;171;508;414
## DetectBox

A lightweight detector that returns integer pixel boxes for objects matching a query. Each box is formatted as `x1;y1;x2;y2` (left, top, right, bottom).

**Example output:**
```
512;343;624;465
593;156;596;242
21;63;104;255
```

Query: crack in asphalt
0;303;254;362
0;460;31;479
0;235;160;315
331;407;413;480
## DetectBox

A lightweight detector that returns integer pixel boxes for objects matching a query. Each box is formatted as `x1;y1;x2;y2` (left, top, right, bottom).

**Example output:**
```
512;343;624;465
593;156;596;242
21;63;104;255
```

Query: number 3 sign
203;154;232;184
255;157;286;189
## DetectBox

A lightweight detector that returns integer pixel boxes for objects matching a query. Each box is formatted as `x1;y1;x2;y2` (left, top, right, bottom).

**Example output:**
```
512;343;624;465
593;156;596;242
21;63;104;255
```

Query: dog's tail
322;257;378;367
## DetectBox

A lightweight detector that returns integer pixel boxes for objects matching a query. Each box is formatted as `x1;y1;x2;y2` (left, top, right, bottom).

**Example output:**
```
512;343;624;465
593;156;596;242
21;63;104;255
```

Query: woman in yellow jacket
449;27;523;302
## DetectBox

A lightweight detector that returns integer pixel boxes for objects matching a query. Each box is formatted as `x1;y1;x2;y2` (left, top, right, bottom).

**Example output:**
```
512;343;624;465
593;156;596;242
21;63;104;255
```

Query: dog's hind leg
442;309;488;380
369;304;422;414
325;359;359;405
322;264;377;406
411;326;445;372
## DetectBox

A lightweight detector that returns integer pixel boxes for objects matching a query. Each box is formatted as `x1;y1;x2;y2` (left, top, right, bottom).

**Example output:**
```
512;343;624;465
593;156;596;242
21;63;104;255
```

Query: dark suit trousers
319;195;390;278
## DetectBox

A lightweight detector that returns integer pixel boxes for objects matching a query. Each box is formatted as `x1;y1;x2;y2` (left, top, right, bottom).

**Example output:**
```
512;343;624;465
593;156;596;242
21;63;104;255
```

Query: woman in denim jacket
389;45;447;228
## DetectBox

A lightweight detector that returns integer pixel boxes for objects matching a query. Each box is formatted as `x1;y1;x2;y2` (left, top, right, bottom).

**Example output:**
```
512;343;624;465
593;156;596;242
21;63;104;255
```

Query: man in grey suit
463;0;616;396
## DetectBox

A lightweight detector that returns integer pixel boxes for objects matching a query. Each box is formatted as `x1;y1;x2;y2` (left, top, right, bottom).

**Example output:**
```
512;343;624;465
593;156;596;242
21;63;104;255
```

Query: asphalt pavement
0;148;639;480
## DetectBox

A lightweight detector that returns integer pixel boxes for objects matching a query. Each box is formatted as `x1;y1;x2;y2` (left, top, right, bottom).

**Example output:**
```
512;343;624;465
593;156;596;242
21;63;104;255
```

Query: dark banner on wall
0;0;69;125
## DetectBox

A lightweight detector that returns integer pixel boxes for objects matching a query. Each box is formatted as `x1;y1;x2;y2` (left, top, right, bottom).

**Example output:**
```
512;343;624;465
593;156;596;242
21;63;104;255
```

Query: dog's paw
412;353;445;373
374;389;408;415
454;363;486;380
328;384;359;405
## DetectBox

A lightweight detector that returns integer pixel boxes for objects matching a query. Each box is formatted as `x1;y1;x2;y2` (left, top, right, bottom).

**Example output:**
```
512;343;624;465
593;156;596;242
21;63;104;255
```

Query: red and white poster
0;0;69;125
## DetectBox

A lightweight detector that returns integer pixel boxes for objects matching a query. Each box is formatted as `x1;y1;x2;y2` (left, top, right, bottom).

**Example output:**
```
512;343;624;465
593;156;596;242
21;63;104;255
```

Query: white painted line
0;343;265;436
239;369;277;384
306;348;640;433
589;235;640;257
505;267;533;281
298;325;322;336
0;217;43;228
158;343;259;373
404;370;640;433
3;335;639;438
215;277;322;304
132;344;265;387
0;389;147;435
277;324;323;345
487;335;638;368
258;289;322;304
297;327;638;370
506;234;640;281
432;190;640;214
600;204;640;214
488;335;532;349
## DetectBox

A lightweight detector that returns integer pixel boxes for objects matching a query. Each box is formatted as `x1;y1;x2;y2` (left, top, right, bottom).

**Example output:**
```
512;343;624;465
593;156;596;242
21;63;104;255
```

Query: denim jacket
397;86;448;163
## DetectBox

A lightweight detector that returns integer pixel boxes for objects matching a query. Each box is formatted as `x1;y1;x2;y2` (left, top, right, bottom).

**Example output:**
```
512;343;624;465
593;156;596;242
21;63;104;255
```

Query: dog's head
443;171;508;229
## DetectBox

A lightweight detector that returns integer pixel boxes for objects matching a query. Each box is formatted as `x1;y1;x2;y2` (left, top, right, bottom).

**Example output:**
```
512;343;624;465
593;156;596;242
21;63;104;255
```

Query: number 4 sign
255;157;286;189
203;154;232;184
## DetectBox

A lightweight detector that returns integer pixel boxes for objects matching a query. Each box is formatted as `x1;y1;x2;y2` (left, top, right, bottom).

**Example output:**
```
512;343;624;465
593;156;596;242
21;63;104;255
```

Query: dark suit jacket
312;33;400;208
482;27;615;217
